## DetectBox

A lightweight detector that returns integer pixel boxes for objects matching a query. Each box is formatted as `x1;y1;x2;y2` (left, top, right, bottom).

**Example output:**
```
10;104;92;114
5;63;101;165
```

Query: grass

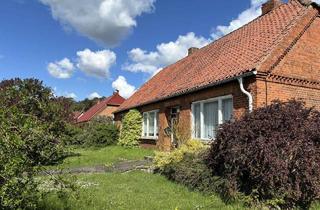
39;145;247;210
39;171;245;210
52;146;154;169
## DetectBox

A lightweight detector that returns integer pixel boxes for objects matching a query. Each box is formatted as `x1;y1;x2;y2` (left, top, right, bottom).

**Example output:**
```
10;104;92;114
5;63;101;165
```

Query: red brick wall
256;17;320;110
115;78;255;151
271;17;320;82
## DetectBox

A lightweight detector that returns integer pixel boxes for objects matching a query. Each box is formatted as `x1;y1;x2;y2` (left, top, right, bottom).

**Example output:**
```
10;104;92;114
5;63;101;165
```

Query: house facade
114;0;320;151
77;91;125;124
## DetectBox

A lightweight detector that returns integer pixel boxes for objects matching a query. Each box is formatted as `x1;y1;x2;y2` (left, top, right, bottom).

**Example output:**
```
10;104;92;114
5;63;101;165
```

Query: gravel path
40;158;154;175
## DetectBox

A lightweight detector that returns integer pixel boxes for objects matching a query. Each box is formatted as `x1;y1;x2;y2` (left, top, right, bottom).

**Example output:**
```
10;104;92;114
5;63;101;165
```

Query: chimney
188;47;199;56
261;0;283;15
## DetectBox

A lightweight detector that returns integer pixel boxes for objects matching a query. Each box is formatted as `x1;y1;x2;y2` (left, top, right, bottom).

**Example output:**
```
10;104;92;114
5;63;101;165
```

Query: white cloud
47;58;75;79
211;0;267;39
314;0;320;4
39;0;156;46
112;76;136;98
76;49;116;79
65;92;77;99
123;32;211;75
88;92;102;100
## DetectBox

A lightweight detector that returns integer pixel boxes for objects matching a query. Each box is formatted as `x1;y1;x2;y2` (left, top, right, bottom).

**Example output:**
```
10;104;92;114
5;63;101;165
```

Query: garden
1;78;320;210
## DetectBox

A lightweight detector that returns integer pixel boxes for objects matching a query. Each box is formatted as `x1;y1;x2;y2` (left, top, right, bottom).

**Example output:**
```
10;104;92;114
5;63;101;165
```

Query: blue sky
0;0;275;100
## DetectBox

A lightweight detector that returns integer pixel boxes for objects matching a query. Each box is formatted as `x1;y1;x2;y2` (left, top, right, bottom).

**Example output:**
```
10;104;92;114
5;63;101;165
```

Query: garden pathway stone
41;158;154;175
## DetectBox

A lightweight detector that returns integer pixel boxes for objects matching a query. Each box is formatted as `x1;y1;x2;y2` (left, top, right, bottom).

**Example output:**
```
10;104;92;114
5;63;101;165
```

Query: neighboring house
114;0;320;151
77;91;125;123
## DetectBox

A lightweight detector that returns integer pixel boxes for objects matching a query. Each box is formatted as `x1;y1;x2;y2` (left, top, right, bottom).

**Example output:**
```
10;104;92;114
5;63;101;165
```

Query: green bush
155;142;237;202
0;78;74;209
118;109;142;147
81;123;119;147
62;123;84;146
160;151;228;195
154;139;205;170
62;117;119;147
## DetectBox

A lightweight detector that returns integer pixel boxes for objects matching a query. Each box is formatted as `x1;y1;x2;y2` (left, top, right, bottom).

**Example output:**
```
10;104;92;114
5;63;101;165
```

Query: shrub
154;139;205;171
118;109;142;147
0;78;70;165
62;123;84;146
0;78;74;209
82;123;119;147
206;100;320;209
160;150;229;195
63;117;119;147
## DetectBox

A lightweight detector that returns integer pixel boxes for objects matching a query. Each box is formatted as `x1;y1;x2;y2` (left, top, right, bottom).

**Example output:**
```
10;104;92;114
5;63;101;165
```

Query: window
192;95;233;140
142;110;159;139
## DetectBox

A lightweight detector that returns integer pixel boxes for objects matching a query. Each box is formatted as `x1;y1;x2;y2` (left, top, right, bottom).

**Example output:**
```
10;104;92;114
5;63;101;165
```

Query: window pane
222;98;233;123
148;112;155;137
204;101;219;139
193;104;201;138
143;113;148;137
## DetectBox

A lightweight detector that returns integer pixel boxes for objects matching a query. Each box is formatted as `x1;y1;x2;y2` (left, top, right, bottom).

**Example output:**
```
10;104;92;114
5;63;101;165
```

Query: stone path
40;158;154;176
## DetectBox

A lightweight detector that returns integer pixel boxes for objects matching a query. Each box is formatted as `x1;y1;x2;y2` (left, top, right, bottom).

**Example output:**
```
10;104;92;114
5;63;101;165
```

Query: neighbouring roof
116;0;319;113
77;92;125;123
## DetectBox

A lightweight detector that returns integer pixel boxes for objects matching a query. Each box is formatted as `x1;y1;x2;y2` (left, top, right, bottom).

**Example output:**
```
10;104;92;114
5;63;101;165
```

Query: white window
192;95;233;140
142;110;159;139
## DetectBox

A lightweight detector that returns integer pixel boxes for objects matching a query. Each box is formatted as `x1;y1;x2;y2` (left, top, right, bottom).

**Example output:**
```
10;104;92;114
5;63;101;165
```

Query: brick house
77;91;125;123
114;0;320;151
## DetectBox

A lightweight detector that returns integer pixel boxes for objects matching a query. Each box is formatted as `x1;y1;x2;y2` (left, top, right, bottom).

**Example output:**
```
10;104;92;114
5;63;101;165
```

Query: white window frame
191;95;233;141
142;110;159;139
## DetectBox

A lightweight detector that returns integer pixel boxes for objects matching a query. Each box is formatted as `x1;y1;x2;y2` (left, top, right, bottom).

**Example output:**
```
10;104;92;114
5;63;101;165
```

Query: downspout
237;71;257;113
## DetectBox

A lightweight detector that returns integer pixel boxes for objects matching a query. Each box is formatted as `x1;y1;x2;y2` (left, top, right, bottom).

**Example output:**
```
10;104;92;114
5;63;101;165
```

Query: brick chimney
188;47;199;56
262;0;283;15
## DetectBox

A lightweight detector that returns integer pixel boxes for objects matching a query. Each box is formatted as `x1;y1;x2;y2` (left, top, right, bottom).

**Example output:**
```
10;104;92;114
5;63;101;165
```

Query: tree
0;78;73;209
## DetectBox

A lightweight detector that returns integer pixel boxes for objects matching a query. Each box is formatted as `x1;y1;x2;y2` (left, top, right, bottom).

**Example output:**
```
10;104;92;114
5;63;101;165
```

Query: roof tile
117;0;317;112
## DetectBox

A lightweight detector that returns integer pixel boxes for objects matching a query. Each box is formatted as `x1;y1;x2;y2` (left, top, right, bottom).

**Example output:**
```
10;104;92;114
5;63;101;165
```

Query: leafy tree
0;78;74;209
118;110;142;147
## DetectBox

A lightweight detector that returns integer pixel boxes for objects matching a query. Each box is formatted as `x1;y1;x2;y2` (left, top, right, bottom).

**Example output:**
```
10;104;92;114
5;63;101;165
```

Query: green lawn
53;146;154;169
41;146;246;210
40;172;245;210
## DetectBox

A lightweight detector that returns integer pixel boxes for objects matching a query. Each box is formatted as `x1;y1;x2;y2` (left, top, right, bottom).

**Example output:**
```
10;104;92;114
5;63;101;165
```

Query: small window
142;110;159;139
192;95;233;140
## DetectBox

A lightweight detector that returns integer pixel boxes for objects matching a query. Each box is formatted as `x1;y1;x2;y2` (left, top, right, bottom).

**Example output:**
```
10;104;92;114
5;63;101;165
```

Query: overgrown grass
39;171;245;210
51;146;154;169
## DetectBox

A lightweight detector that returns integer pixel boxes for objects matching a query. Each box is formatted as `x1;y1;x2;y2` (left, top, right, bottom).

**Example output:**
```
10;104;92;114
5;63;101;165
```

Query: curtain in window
222;98;233;123
156;113;159;136
148;112;155;136
204;101;218;139
143;113;148;136
193;104;201;138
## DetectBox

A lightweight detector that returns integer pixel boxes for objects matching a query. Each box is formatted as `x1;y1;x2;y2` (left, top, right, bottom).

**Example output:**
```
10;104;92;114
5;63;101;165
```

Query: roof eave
115;70;257;114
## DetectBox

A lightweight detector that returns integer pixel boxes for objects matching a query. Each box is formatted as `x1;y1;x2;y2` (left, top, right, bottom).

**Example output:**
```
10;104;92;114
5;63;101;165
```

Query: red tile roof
77;92;125;123
116;0;319;113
